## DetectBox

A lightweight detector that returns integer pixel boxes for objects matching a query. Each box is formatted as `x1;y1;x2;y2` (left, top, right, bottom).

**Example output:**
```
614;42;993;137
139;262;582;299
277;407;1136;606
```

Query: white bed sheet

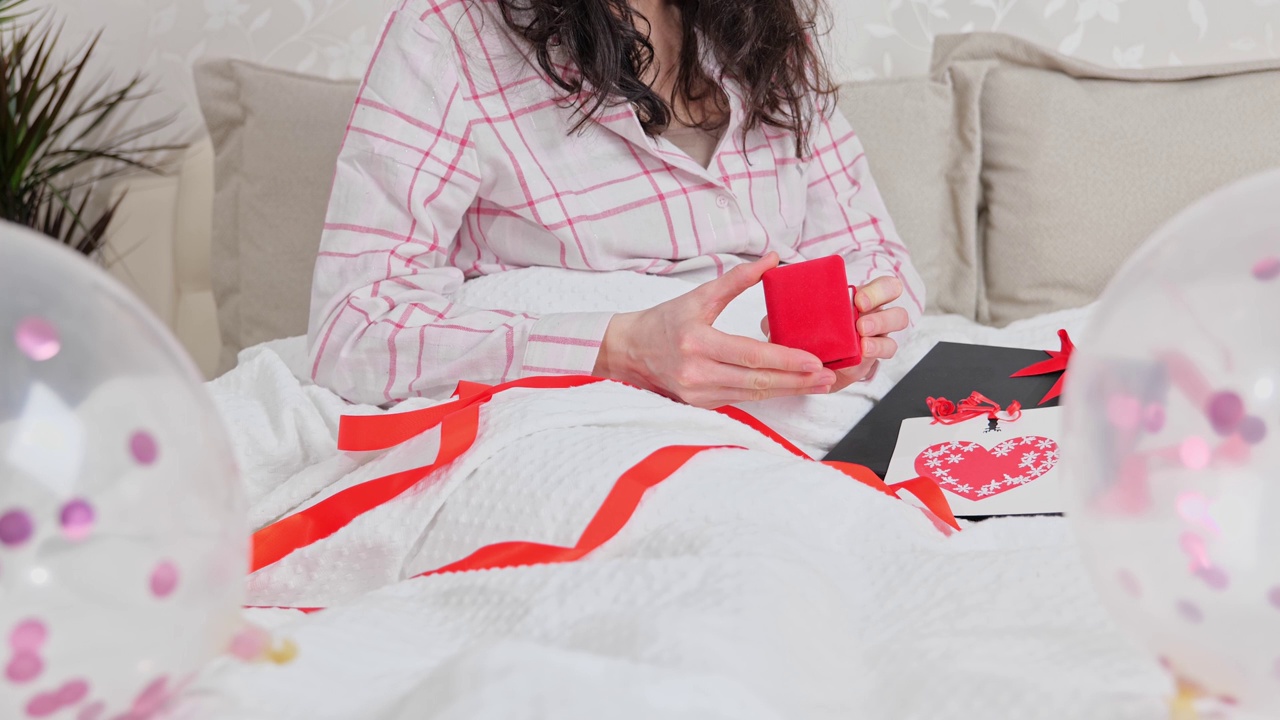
173;269;1172;719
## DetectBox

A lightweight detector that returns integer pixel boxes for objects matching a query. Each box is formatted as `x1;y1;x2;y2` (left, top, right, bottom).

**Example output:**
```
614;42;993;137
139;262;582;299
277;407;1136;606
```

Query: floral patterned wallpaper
35;0;1280;139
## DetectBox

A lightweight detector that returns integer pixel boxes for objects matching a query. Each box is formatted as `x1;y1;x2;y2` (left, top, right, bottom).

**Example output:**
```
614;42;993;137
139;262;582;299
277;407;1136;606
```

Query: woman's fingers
705;362;834;392
705;385;832;407
862;335;898;360
669;359;833;408
854;276;903;314
706;331;824;372
857;306;908;338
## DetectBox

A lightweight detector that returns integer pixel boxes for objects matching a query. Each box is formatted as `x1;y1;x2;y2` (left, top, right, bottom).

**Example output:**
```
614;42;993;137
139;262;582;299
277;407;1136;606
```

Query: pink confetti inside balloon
1239;416;1267;445
56;679;88;705
130;676;169;717
1207;391;1246;435
0;216;247;720
24;679;88;718
10;619;46;651
1253;256;1280;281
0;510;33;547
13;317;59;362
1107;395;1142;430
58;500;94;542
1143;403;1166;433
228;626;269;661
129;431;158;466
5;652;42;684
1061;172;1280;715
25;692;59;718
1177;600;1204;624
149;561;178;599
1196;566;1230;590
1179;436;1212;470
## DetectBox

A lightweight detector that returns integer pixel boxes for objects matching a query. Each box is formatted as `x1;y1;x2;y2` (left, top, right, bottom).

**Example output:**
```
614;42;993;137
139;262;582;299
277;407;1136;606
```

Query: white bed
168;269;1170;719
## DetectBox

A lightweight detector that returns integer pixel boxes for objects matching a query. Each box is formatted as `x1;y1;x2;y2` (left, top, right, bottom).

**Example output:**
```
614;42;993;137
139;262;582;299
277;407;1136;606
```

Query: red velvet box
762;256;862;370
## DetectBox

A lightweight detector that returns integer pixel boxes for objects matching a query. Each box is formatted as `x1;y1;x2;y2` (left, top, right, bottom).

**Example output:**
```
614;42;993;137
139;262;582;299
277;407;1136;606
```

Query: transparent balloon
1063;170;1280;714
0;222;247;718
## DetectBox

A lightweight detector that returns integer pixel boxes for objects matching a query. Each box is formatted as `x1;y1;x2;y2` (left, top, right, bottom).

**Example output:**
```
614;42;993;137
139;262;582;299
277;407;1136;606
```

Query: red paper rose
927;396;956;418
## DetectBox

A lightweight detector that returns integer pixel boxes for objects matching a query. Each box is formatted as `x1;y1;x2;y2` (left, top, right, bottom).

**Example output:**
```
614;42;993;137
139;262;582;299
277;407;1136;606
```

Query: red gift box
762;256;862;370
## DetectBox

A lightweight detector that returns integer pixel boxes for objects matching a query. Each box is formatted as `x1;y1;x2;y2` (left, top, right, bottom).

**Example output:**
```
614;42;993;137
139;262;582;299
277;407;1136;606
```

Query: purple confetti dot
1177;599;1204;624
1179;437;1211;470
11;618;47;651
1207;392;1246;436
1144;404;1166;433
1196;566;1230;591
0;509;33;547
1240;416;1268;445
59;499;94;541
6;651;42;683
1254;256;1280;281
14;317;60;362
150;561;179;599
1268;586;1280;609
130;431;158;466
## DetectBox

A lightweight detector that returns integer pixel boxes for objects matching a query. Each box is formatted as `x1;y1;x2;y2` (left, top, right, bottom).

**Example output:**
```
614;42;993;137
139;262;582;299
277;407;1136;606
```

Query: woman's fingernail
818;370;837;385
802;361;822;372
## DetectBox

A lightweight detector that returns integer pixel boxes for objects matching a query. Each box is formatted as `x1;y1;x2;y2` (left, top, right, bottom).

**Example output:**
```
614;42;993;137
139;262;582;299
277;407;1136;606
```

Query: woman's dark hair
495;0;837;158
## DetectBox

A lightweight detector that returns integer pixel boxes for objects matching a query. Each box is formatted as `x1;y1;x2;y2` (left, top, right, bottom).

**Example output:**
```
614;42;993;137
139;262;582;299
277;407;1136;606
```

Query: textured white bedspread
173;269;1171;719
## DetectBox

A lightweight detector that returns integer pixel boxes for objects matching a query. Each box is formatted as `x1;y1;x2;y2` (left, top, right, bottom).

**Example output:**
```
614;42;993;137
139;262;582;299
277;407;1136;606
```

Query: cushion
193;59;358;373
933;33;1280;326
837;77;979;319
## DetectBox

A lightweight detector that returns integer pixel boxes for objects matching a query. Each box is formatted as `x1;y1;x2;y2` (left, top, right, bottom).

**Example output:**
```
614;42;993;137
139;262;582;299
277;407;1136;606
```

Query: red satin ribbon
1011;329;1075;405
927;391;1022;426
252;376;606;571
248;376;961;611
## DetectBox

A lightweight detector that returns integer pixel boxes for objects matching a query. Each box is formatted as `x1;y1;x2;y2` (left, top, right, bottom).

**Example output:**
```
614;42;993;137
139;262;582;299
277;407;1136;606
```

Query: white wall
39;0;1280;142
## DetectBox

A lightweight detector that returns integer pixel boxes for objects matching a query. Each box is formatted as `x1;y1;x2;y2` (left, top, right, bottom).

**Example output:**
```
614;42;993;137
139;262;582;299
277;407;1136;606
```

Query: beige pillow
838;77;980;319
193;60;358;373
933;33;1280;326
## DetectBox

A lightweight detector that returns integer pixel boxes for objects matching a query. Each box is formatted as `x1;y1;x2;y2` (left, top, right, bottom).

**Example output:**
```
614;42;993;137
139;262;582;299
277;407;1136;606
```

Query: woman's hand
760;275;909;393
594;253;837;409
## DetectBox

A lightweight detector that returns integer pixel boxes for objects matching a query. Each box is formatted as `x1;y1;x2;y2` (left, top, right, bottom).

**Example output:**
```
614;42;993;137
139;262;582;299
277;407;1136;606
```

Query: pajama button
715;195;730;208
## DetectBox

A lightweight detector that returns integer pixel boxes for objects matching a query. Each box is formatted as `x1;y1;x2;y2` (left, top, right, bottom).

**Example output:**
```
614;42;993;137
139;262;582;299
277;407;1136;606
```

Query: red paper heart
914;436;1059;501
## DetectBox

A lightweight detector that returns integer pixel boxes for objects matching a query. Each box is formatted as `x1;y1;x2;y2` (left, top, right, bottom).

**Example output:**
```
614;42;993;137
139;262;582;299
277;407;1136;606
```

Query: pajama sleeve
307;8;614;405
795;104;926;331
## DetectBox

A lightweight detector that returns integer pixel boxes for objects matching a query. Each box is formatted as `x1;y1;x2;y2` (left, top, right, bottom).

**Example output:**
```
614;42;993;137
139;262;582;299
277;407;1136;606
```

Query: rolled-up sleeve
307;9;612;405
795;106;926;331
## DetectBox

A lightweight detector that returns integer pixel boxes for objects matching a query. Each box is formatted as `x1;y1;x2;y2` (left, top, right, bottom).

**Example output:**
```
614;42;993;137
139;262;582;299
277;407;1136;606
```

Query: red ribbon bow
927;391;1022;426
1011;329;1074;405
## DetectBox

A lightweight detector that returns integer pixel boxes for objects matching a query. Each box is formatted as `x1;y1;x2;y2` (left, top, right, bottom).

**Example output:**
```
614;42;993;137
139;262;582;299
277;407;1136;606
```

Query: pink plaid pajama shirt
307;0;925;405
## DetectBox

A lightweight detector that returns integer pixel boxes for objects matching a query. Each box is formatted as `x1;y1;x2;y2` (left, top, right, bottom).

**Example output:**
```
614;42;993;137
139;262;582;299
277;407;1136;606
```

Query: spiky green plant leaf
0;8;183;256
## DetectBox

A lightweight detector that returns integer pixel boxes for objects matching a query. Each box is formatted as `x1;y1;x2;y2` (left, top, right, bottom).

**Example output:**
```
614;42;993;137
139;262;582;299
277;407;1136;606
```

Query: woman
308;0;924;408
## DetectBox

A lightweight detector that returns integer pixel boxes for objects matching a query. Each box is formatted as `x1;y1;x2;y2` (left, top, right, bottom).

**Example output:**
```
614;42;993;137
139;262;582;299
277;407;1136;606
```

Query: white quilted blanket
175;269;1171;719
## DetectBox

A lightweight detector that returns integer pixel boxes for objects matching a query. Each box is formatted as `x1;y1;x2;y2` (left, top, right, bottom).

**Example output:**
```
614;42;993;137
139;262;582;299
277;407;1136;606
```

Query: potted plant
0;0;180;257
